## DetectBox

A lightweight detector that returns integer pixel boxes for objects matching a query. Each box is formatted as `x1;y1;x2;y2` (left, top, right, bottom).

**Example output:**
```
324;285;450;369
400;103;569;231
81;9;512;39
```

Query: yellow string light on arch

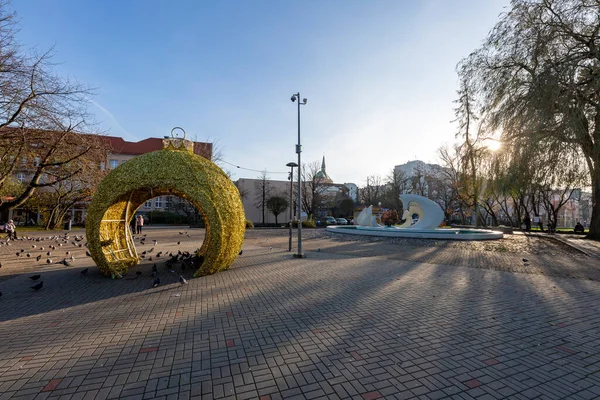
85;136;246;278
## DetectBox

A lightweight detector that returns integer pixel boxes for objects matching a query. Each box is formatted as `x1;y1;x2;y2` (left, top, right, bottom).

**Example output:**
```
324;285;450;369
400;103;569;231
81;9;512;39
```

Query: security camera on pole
291;93;307;258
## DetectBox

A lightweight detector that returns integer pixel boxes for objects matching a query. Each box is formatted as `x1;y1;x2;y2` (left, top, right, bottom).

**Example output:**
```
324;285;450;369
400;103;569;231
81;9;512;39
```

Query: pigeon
36;255;42;261
46;258;52;264
29;274;41;280
0;262;2;268
80;268;88;275
152;277;160;288
15;252;20;257
177;241;181;245
60;259;72;267
136;270;142;276
85;251;91;257
30;281;43;291
148;248;154;253
26;253;31;257
179;232;184;235
179;275;187;285
0;290;2;297
47;251;52;256
239;250;243;255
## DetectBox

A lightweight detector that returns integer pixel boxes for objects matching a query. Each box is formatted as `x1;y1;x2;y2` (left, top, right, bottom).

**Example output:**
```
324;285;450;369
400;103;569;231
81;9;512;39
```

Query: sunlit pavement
0;228;599;399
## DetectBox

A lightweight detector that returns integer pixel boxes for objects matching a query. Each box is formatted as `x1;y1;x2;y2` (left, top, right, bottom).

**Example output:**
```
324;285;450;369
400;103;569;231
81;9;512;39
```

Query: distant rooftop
104;136;212;160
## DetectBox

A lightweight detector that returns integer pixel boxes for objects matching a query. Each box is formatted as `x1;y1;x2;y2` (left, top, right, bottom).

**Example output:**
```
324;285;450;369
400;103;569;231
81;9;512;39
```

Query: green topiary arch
85;138;245;278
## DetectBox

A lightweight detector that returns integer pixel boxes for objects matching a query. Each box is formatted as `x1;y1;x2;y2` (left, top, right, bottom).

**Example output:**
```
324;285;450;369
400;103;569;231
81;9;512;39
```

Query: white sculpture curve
399;194;444;229
356;205;382;227
333;194;501;240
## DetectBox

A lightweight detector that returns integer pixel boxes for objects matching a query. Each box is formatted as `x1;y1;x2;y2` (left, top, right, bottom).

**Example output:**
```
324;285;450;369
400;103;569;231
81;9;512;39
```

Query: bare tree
381;168;408;211
301;161;328;218
360;175;382;206
253;170;272;224
27;156;107;229
438;144;470;224
459;0;600;238
0;4;100;213
453;77;489;226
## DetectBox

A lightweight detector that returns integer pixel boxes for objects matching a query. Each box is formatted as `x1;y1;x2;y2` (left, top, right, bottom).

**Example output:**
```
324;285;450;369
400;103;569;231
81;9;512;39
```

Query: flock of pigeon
0;230;229;298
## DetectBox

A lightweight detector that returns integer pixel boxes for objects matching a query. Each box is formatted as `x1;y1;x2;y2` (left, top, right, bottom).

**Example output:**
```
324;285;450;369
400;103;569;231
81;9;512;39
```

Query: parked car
335;218;348;225
321;216;337;225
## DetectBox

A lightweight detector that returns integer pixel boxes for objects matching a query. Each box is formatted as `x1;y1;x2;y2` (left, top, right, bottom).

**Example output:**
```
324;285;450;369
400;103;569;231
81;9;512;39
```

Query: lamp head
291;95;297;102
286;162;298;168
302;98;307;104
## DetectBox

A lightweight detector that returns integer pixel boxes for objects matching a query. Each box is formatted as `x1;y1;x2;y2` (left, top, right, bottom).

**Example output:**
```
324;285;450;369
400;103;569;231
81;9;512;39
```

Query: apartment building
4;131;212;225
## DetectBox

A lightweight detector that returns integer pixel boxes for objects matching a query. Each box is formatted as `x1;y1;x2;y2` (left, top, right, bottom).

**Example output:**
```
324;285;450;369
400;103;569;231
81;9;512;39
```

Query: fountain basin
327;225;503;240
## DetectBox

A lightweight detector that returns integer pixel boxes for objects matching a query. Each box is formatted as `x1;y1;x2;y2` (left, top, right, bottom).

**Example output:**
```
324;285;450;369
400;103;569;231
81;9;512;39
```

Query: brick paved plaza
1;228;600;399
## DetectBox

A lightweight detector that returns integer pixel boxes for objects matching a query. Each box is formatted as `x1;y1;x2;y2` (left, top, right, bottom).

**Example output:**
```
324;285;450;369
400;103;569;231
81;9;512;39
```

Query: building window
166;196;172;209
21;157;27;166
110;160;119;169
100;162;106;170
155;197;162;208
121;159;127;164
17;173;26;183
144;200;152;208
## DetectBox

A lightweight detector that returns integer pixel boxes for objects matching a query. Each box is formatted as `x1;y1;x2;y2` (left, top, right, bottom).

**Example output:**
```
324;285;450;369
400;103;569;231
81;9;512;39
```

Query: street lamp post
291;93;307;258
286;162;298;252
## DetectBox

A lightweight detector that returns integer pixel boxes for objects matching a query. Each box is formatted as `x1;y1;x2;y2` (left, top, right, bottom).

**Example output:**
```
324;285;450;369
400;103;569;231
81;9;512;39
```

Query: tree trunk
587;168;600;240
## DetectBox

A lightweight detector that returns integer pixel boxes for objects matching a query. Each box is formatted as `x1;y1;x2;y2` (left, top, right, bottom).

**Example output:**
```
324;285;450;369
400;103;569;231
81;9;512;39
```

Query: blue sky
14;0;508;184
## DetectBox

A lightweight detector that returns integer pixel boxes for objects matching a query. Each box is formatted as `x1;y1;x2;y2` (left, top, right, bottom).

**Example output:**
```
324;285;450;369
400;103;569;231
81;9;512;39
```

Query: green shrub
245;219;254;229
293;219;316;228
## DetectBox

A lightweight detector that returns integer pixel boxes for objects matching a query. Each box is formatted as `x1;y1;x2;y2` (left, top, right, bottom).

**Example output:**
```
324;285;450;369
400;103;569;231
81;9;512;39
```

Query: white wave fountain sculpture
328;194;503;240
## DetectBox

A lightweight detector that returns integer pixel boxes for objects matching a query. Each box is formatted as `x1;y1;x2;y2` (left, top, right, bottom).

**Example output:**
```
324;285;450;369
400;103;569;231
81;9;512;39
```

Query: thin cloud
90;100;137;141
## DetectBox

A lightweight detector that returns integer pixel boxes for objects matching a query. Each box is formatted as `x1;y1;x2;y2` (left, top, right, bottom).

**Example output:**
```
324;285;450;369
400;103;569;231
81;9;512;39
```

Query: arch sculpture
85;136;245;278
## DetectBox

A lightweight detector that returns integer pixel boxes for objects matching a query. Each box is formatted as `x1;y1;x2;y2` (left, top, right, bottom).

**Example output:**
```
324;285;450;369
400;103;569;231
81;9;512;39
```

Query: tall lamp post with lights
291;93;307;258
286;162;298;252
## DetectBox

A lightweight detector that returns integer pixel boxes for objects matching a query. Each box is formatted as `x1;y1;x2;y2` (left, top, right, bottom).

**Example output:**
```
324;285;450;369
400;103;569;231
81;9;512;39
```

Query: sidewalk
1;230;599;399
516;230;600;259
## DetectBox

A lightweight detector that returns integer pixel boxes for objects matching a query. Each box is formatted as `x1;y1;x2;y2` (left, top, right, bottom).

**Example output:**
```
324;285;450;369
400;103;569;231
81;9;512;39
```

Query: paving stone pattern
0;229;600;399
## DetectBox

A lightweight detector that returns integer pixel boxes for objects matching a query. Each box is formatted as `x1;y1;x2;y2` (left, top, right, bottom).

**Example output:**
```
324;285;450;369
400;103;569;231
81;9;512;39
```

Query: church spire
321;155;326;173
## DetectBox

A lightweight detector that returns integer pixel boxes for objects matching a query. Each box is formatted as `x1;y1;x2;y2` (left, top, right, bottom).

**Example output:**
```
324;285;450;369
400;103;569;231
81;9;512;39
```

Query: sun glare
485;139;502;152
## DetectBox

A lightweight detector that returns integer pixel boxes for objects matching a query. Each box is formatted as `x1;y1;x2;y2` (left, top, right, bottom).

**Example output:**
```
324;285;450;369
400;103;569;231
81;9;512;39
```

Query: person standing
4;219;16;240
136;215;144;234
130;216;137;235
523;215;531;233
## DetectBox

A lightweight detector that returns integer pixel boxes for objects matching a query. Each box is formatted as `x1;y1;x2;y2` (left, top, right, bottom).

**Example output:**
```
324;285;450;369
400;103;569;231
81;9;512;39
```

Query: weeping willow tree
459;0;598;238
